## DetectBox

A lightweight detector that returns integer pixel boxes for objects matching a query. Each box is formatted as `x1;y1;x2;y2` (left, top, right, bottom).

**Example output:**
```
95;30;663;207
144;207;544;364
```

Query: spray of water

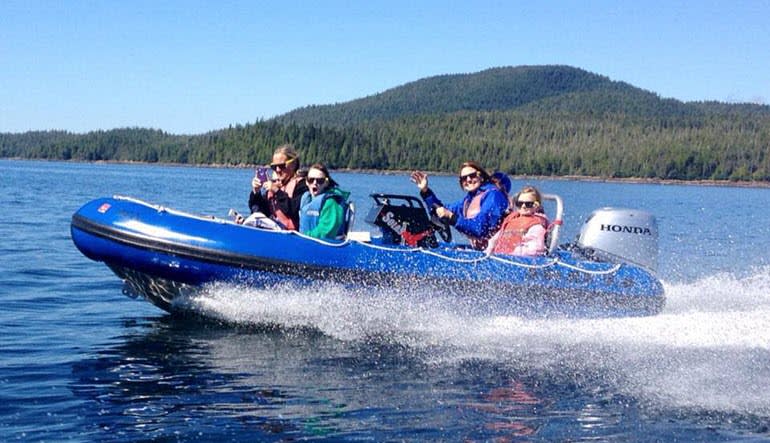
175;267;770;416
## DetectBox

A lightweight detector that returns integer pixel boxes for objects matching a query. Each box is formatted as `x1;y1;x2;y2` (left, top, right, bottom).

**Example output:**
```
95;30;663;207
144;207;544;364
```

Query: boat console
364;193;451;248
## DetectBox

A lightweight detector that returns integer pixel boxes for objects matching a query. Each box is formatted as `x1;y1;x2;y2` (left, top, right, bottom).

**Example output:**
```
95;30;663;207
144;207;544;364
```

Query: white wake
175;267;770;415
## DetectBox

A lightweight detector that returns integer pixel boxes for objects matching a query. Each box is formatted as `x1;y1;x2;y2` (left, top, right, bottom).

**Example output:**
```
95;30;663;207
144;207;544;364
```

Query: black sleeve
286;180;309;226
248;190;269;214
419;187;439;216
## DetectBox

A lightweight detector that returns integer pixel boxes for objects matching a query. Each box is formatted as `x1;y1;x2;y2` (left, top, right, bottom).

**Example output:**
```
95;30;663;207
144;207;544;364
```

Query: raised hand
410;171;429;191
251;175;262;192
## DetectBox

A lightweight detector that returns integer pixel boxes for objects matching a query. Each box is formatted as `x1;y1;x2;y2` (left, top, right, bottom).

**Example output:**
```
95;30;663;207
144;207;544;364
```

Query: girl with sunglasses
489;186;549;256
299;163;351;240
243;144;308;230
410;161;509;250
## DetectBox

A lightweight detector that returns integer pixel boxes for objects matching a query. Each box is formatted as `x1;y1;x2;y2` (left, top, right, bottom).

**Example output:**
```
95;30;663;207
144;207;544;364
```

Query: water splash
174;268;770;416
175;281;472;346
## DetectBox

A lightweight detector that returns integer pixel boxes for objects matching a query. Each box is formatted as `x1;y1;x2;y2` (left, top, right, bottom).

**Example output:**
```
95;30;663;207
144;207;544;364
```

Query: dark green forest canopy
3;65;770;181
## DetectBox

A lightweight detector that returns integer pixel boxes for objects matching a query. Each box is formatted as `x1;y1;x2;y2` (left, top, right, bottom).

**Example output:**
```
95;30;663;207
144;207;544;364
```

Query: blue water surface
2;159;770;441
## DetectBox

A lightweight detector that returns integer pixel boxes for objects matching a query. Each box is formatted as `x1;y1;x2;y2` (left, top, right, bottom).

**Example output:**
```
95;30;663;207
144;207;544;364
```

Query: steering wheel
430;215;453;243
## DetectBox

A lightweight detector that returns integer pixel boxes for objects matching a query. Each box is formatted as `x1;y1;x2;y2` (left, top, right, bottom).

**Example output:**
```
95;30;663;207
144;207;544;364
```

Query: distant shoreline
341;168;770;189
5;157;770;189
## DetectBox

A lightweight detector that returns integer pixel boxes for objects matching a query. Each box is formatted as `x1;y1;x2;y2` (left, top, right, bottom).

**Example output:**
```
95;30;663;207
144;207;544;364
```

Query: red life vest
492;212;549;255
267;175;303;231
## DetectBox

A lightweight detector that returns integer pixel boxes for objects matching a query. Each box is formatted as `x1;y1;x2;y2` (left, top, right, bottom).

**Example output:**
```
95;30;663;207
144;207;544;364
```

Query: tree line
2;108;769;181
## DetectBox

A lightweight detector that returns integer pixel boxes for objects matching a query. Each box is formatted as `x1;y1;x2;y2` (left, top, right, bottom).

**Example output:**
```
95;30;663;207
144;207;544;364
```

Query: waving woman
410;161;509;249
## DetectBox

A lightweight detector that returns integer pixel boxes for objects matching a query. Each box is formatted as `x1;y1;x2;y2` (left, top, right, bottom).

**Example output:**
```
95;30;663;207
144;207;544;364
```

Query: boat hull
71;197;665;317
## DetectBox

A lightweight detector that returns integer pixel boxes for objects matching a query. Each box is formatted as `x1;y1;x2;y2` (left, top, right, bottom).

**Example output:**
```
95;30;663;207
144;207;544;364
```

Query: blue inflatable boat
70;194;665;317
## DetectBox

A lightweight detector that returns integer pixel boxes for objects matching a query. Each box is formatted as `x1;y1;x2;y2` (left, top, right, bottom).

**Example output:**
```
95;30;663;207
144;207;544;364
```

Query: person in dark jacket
410;161;509;249
240;144;308;230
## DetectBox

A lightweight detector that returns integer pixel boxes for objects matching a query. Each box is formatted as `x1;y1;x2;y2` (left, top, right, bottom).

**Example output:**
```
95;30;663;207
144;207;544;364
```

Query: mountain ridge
272;65;769;127
3;65;769;182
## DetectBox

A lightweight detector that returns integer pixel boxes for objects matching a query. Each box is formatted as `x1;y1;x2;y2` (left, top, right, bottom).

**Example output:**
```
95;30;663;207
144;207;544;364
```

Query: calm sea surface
2;159;770;441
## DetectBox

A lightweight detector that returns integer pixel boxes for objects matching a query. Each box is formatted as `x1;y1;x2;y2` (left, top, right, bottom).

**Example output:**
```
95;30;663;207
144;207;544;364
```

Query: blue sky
1;0;768;135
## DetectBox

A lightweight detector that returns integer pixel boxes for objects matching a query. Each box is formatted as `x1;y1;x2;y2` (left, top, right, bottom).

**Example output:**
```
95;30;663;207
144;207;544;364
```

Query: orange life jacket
492;212;549;254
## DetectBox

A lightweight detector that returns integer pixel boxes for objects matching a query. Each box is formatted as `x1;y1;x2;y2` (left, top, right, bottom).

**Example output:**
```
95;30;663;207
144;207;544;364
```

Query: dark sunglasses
517;201;538;208
306;176;328;185
270;156;297;171
459;171;480;183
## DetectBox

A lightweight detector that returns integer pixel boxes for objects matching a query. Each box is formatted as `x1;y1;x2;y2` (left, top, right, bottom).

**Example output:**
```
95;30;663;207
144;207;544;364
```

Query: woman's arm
419;187;444;214
248;189;269;214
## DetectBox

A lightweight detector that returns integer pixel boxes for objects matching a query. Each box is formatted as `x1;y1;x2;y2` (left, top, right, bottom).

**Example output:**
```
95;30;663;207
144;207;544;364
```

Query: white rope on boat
353;240;426;253
487;254;561;269
357;237;621;274
111;195;623;275
114;195;239;225
286;230;354;247
544;260;622;275
489;254;622;274
115;194;159;207
418;247;493;264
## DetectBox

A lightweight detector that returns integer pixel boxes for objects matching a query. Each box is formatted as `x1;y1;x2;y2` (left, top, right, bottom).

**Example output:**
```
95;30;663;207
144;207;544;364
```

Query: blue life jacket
299;187;351;239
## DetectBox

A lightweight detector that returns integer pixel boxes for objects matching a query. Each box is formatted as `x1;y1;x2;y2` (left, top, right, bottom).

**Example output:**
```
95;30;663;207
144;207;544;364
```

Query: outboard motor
577;208;659;271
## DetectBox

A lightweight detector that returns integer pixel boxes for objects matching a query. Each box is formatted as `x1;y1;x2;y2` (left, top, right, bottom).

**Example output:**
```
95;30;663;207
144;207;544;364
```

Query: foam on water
175;267;770;416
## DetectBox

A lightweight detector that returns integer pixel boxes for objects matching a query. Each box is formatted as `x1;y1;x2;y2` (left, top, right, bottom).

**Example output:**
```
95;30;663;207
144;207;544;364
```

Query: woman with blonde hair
242;143;307;230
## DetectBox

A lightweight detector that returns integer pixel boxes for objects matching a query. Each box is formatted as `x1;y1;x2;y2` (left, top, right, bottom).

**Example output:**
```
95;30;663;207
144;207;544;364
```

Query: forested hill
2;65;770;182
273;65;769;126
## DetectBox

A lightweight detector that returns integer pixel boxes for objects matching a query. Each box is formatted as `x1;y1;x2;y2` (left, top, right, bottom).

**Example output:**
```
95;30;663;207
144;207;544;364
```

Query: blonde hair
514;186;542;206
273;144;300;167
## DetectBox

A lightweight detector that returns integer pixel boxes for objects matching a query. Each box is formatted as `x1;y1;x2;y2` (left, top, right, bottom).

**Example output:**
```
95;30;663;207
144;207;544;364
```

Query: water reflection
69;317;548;441
466;381;541;438
70;317;316;441
68;314;752;441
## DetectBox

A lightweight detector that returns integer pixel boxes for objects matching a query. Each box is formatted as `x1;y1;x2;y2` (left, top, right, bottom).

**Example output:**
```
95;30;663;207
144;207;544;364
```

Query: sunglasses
306;176;328;185
270;156;297;171
517;201;538;208
459;171;480;183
